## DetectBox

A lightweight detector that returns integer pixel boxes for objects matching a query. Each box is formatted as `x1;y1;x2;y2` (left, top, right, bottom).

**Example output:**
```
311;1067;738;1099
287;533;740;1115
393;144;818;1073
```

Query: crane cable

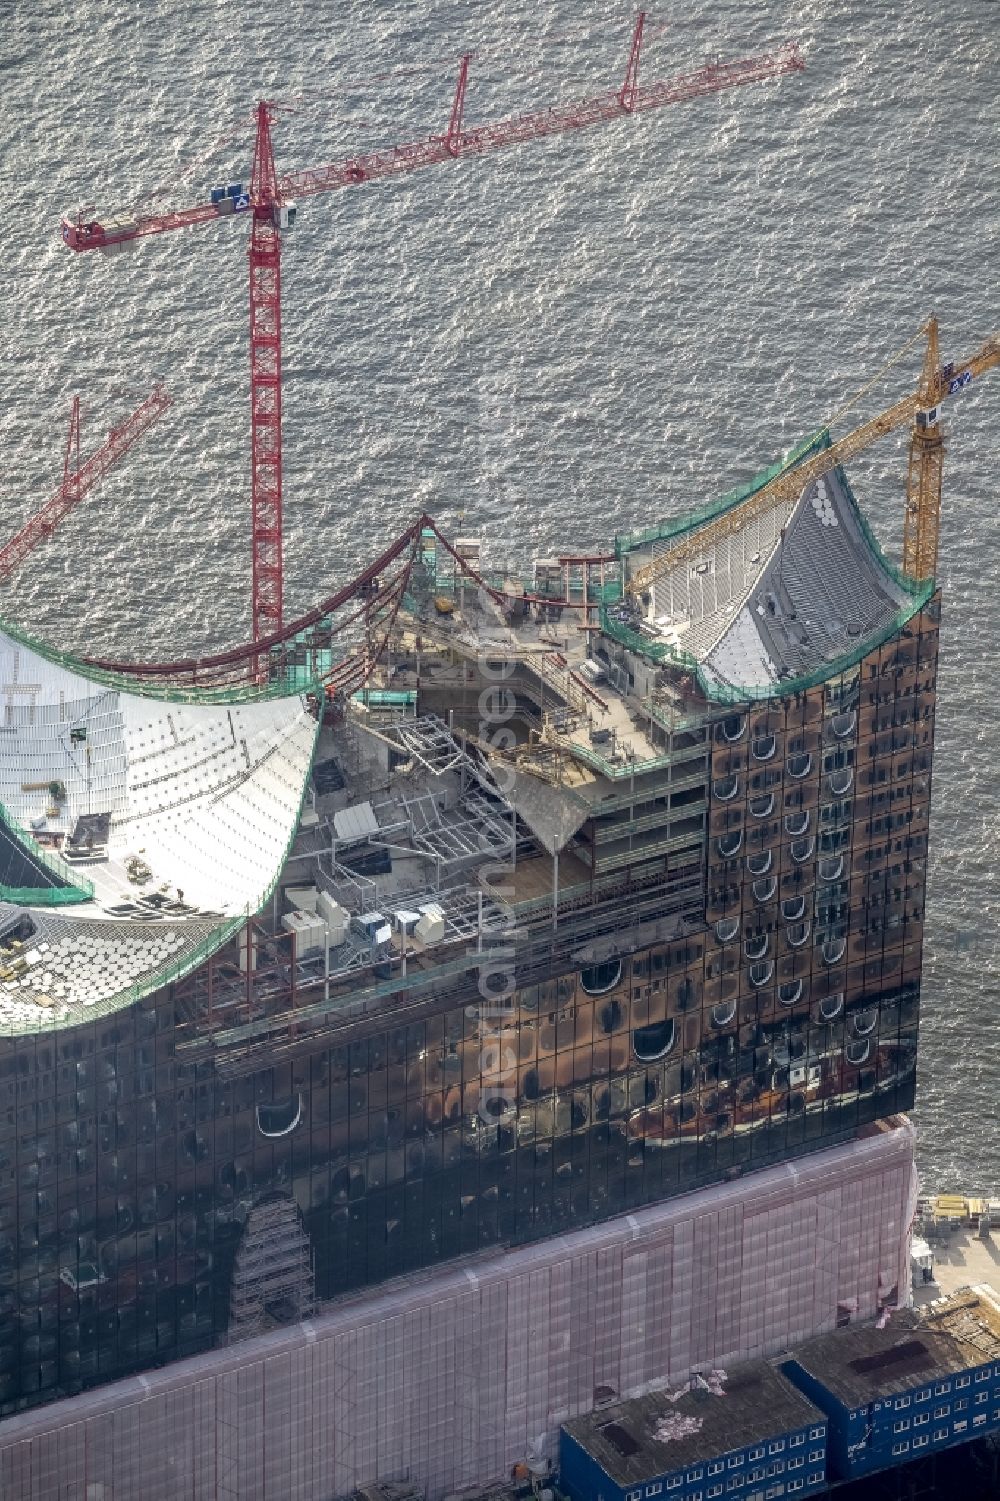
780;322;930;481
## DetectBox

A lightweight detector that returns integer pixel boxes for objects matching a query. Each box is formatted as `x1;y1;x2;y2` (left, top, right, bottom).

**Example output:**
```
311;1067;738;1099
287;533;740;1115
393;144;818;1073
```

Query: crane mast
60;12;805;647
249;102;284;635
627;321;1000;598
903;316;946;582
0;387;172;586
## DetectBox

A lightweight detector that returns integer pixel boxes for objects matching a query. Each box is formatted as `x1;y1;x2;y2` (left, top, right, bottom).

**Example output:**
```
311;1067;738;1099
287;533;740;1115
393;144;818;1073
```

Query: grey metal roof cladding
692;469;910;690
648;495;793;662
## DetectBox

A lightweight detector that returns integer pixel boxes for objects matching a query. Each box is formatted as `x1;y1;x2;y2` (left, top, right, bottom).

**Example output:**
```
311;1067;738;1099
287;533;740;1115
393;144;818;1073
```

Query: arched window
851;1007;878;1037
580;959;623;996
711;999;738;1028
790;835;815;864
744;931;769;960
818;992;844;1021
818;855;845;883
632;1019;676;1062
715;916;740;943
748;959;774;989
831;710;857;739
784;810;810;836
845;1038;871;1066
787;752;812;780
746;850;772;877
782;895;806;922
752;733;777;762
828;767;854;796
752;876;778;904
714;773;740;802
786;920;811;948
822;935;847;965
778;979;803;1007
256;1095;303;1139
717;831;743;859
749;792;775;819
720;714;746;743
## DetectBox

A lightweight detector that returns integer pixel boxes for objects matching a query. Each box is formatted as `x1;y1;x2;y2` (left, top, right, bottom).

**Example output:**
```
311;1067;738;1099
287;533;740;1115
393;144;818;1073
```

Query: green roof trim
603;430;935;703
614;428;833;561
0;802;95;906
0;608;325;705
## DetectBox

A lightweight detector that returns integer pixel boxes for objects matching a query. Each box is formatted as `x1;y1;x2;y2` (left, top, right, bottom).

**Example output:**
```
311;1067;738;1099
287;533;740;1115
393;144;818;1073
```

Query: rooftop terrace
562;1362;824;1483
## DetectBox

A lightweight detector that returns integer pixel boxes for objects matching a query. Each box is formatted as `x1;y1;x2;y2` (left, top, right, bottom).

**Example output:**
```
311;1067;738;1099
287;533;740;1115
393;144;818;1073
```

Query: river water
0;0;997;1189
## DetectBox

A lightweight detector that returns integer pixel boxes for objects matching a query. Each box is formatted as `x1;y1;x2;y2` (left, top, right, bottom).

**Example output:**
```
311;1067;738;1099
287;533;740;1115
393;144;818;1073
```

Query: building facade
0;454;938;1429
559;1365;828;1501
0;1126;917;1501
782;1291;1000;1480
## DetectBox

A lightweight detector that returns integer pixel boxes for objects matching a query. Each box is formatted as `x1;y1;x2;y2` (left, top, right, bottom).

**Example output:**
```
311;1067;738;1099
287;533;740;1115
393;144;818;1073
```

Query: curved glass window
822;935;847;965
831;710;857;739
749;792;774;819
852;1007;878;1037
828;767;854;796
632;1019;676;1062
746;850;772;877
752;733;777;762
580;959;623;996
715;915;740;943
845;1038;871;1066
752;875;777;904
818;992;844;1021
714;773;740;802
782;894;806;922
786;920;811;948
717;831;743;859
748;959;774;989
256;1095;303;1139
721;714;746;743
790;835;815;864
778;978;803;1007
744;931;769;960
787;752;812;779
711;999;738;1028
818;855;845;883
784;810;810;837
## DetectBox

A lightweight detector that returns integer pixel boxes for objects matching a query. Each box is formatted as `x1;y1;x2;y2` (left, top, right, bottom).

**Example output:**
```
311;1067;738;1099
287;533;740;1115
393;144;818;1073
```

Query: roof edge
0;610;319;706
614;428;832;561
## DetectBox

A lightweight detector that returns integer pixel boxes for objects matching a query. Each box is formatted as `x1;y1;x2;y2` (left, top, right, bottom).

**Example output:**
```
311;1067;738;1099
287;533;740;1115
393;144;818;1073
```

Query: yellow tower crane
627;319;1000;600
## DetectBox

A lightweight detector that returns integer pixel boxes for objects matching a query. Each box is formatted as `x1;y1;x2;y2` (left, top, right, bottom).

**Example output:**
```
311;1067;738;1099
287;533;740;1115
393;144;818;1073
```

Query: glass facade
0;602;939;1417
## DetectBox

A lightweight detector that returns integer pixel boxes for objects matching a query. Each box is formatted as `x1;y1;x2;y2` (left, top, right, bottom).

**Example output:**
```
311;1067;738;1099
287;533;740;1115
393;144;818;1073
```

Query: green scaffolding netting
614;429;833;560
0;803;94;906
603;430;935;704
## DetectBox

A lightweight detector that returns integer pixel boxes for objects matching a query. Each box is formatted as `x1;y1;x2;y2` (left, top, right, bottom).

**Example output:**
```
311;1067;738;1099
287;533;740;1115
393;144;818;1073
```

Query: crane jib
59;14;808;661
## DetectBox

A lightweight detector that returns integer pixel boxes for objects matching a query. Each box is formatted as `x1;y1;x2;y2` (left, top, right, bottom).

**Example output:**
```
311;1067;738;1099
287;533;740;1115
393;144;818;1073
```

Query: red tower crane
0;387;172;586
61;13;804;644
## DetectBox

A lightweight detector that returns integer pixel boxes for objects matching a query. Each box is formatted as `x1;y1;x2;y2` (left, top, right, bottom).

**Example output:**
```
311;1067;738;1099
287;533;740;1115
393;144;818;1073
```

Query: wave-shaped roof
646;465;917;692
0;625;318;1033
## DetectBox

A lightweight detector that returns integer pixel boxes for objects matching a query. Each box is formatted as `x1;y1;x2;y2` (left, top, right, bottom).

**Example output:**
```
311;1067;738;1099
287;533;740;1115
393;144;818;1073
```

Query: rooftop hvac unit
415;903;445;947
316;890;348;945
284;885;319;913
282;910;327;954
353;911;392;946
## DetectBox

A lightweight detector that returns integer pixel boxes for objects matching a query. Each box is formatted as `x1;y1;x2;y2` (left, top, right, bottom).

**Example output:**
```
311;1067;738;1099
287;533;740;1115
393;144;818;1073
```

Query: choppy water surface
0;0;997;1188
